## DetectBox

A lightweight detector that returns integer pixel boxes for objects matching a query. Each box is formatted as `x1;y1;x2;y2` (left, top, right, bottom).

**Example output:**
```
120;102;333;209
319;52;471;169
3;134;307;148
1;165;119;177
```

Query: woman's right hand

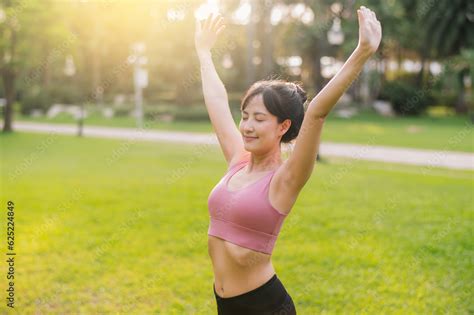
195;13;225;56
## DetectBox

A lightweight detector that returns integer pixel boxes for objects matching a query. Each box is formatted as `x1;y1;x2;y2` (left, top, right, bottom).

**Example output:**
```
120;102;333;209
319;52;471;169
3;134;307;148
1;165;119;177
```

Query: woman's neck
247;148;282;173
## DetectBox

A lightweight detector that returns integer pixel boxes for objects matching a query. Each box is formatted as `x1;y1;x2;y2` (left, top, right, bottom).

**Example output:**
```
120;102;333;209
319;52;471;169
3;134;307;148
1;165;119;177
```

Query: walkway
4;121;473;170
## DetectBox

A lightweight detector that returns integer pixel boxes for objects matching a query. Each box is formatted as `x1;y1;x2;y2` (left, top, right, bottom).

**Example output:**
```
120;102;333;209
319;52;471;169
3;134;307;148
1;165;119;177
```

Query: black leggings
213;274;297;315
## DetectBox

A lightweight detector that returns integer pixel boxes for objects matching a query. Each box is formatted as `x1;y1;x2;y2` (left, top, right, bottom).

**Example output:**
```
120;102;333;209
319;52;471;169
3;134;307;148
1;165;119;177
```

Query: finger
363;6;371;17
210;14;222;31
209;13;217;28
364;8;371;19
359;6;368;19
369;10;376;20
212;17;224;32
216;24;226;36
216;16;225;29
365;9;373;21
203;13;212;30
357;8;364;23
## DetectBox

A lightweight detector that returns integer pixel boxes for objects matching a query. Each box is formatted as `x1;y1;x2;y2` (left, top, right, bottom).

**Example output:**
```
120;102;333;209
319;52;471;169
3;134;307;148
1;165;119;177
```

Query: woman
195;6;382;314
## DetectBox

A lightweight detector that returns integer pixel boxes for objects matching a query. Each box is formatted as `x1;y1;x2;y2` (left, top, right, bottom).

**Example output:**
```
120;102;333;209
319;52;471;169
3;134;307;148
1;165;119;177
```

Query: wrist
197;50;212;60
354;45;374;60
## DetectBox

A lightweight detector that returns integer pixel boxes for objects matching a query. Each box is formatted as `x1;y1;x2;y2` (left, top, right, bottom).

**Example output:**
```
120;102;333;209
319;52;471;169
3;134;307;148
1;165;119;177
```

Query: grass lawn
0;132;472;314
16;109;474;152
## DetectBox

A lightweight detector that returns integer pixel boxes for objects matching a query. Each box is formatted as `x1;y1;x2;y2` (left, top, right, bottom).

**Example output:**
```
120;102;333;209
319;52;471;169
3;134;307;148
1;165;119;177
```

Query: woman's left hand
356;6;382;56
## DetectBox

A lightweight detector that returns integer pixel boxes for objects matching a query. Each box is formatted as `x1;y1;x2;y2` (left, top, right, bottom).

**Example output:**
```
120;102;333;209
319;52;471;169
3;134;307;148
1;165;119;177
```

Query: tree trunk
2;12;17;133
455;67;469;114
311;40;324;93
416;53;426;89
92;4;103;106
2;69;15;133
262;0;273;78
246;0;256;86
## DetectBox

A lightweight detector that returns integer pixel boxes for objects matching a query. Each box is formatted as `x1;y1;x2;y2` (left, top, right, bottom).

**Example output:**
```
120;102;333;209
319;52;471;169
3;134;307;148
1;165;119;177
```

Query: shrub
173;106;210;122
47;84;82;104
113;107;131;117
20;87;51;115
144;105;174;121
379;80;429;116
19;84;82;115
428;90;458;107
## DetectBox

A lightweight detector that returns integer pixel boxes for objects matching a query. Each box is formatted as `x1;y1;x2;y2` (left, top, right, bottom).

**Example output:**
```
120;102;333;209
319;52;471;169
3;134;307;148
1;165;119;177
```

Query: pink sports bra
207;155;288;255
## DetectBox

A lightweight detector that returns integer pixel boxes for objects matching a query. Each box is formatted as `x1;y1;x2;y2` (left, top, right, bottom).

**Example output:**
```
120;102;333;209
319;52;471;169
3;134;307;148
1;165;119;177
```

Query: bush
20;86;51;115
143;104;176;120
47;84;82;104
19;84;82;115
428;90;458;107
113;107;131;117
173;106;210;122
379;80;429;116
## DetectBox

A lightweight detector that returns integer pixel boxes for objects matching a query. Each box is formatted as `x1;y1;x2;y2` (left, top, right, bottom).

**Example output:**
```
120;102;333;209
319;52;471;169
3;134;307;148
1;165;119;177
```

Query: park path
4;121;474;171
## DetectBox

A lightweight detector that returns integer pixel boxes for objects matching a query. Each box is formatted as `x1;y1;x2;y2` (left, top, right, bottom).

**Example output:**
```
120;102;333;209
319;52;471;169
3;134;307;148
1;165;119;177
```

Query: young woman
195;6;382;314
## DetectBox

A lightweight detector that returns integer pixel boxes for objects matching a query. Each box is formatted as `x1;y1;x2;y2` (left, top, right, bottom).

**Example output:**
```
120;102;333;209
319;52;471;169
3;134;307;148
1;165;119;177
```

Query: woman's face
239;94;291;153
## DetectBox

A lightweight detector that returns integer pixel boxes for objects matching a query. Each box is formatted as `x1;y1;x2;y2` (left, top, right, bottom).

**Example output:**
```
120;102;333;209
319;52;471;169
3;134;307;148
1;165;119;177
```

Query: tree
0;0;69;132
420;0;474;113
0;0;21;132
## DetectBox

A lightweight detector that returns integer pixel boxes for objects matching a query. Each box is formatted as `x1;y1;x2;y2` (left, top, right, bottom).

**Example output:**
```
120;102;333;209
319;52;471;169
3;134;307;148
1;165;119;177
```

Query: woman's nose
244;123;254;132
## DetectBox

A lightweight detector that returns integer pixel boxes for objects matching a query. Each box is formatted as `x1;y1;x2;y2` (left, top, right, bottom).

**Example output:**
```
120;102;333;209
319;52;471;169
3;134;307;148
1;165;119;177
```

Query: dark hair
240;80;307;143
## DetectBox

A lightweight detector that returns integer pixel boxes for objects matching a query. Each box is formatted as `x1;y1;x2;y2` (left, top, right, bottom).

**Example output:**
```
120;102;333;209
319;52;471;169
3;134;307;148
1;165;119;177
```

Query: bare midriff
208;235;276;298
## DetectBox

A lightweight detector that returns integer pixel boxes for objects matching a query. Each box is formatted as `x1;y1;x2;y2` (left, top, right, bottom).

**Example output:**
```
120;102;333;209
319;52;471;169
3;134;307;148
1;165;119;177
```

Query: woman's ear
279;119;292;136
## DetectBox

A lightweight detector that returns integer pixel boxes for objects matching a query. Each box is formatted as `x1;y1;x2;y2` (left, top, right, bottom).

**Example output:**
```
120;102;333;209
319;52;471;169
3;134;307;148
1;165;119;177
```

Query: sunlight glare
232;0;251;25
194;0;220;20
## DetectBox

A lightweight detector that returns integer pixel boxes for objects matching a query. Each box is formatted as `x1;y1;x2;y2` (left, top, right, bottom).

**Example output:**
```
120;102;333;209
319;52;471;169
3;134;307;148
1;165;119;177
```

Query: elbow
317;114;327;121
307;105;328;121
312;112;328;122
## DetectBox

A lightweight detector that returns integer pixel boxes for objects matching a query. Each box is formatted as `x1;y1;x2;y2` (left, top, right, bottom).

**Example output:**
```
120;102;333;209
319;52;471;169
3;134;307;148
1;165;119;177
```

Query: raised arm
282;6;382;193
195;14;246;165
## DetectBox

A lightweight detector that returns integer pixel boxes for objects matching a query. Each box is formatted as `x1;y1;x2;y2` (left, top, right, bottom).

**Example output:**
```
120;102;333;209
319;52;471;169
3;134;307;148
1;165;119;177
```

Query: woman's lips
244;136;258;142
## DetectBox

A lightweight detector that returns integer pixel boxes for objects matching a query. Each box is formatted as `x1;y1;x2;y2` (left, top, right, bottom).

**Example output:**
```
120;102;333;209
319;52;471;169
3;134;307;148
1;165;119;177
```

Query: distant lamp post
222;53;233;69
318;11;344;161
64;55;76;77
63;55;83;137
327;17;344;45
129;42;148;129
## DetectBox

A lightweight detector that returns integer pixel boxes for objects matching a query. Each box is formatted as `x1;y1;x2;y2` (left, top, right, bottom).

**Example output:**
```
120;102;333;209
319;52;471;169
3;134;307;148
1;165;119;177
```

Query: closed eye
242;117;263;122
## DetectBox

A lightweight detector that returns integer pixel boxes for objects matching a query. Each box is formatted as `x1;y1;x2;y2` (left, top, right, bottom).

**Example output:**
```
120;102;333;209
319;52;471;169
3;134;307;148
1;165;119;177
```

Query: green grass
322;110;474;153
1;132;472;314
16;109;474;152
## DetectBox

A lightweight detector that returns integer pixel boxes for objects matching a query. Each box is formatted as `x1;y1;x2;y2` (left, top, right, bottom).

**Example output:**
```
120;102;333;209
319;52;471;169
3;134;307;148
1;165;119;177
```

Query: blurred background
1;0;473;131
0;1;473;314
